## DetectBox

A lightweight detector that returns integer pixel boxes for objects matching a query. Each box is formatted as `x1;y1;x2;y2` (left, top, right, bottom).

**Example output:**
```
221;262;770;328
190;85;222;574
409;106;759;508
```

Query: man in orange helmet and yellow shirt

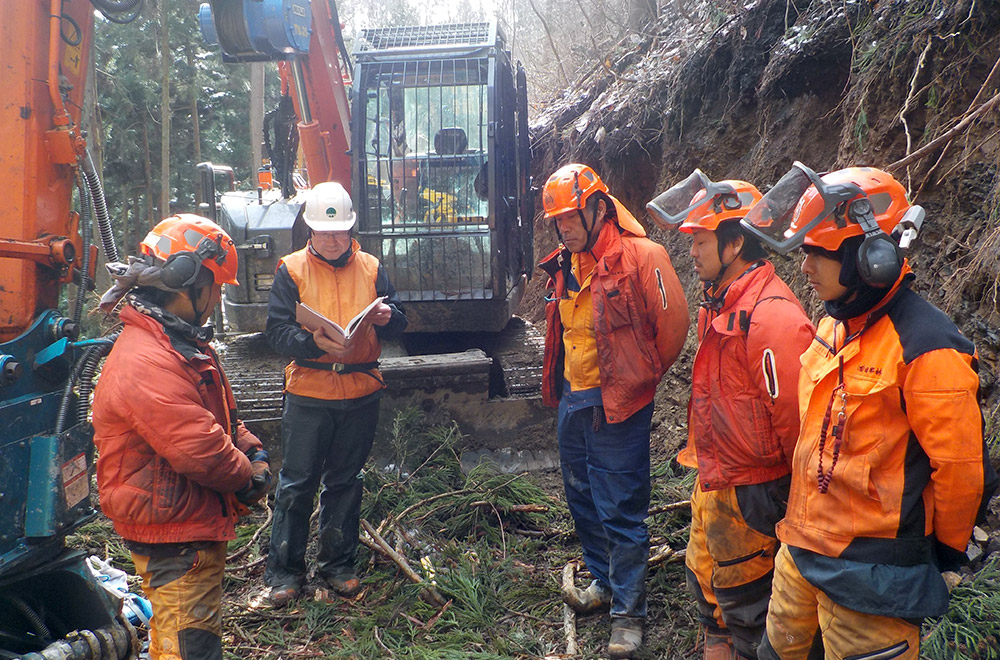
742;164;998;659
648;173;814;660
539;163;689;659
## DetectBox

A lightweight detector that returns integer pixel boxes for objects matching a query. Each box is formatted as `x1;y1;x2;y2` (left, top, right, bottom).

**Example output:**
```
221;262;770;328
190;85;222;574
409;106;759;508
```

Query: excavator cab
352;22;532;332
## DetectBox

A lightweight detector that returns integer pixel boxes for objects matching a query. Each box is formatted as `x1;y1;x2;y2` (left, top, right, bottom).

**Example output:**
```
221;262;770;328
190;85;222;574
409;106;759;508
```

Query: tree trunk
142;120;154;226
250;63;265;171
158;0;171;217
189;48;202;167
122;198;132;257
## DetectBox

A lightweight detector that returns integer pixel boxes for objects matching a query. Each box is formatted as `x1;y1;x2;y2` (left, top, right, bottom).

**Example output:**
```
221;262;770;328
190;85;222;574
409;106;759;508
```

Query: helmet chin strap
189;285;213;326
708;239;742;296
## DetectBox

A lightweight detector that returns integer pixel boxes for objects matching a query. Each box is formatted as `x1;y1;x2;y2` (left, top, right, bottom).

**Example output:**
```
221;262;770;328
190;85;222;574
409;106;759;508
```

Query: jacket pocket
597;277;636;332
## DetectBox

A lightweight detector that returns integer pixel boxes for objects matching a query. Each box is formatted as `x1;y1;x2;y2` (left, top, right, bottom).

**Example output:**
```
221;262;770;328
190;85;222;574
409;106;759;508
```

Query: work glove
235;449;272;507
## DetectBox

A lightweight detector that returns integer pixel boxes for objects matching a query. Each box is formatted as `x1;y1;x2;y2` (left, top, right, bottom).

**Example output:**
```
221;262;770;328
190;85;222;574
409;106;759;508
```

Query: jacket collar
121;300;214;363
704;261;773;327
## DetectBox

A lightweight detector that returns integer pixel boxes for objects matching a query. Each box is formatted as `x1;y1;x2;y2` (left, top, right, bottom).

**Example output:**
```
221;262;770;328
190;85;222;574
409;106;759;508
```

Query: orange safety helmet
140;214;239;287
791;168;909;252
742;163;911;254
677;180;762;233
542;164;609;218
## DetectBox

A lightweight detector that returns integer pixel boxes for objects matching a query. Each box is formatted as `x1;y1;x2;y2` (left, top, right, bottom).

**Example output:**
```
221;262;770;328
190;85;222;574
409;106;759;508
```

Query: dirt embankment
523;0;1000;455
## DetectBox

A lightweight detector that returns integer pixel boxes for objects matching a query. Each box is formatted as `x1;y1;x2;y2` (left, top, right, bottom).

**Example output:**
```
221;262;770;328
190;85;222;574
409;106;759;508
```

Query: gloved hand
235;449;272;506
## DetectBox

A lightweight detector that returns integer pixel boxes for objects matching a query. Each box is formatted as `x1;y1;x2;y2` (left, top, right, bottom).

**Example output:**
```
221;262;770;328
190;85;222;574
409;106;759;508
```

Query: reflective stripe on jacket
678;261;814;490
92;305;261;544
278;241;384;401
777;271;998;570
539;199;689;422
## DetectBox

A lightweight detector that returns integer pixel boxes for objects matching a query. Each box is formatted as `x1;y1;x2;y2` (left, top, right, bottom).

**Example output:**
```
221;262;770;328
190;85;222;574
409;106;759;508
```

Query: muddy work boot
324;572;362;598
562;579;612;615
703;629;738;660
268;584;300;608
608;617;643;659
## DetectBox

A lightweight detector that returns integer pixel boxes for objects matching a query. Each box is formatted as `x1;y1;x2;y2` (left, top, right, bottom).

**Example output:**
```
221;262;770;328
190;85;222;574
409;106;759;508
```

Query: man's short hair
717;219;766;261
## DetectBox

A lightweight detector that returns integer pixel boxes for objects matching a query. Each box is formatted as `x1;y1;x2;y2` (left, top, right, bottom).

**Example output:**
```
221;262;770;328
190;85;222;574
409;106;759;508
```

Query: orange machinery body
278;0;353;190
0;0;94;342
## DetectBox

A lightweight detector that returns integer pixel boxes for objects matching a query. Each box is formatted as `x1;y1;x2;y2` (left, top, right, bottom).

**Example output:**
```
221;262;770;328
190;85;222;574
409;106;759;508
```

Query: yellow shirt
559;251;601;390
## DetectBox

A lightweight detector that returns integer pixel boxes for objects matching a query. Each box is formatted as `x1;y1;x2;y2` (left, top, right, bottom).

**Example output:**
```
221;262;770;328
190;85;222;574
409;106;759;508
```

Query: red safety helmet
646;170;759;231
742;164;925;287
140;214;239;287
792;168;909;252
542;164;609;218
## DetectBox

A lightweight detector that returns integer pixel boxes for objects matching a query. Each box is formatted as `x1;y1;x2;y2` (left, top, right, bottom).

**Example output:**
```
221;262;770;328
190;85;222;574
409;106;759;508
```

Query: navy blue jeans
264;396;378;588
558;399;653;618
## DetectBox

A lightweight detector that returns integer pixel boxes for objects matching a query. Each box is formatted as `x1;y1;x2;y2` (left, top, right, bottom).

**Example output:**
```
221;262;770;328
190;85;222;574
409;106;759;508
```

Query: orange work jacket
677;260;814;490
280;241;384;401
92;305;261;544
777;271;997;570
539;199;689;423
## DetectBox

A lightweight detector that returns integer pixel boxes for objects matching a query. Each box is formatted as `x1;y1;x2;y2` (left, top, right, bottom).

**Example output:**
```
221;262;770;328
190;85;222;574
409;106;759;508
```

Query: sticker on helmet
326;206;337;217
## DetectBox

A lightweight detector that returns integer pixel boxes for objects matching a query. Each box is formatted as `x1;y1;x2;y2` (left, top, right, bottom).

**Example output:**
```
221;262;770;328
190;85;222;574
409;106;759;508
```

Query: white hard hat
301;181;357;231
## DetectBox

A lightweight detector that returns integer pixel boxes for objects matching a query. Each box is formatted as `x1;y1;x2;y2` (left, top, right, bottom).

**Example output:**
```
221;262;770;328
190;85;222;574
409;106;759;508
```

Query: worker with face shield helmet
92;214;270;660
741;164;998;660
648;172;813;660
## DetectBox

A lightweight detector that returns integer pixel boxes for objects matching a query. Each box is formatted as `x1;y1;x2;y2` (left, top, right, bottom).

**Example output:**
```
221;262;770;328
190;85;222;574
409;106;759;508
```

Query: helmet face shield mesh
646;169;735;229
741;163;842;254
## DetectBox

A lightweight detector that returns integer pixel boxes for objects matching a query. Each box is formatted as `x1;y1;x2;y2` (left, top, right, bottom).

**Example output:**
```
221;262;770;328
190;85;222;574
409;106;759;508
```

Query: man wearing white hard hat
263;181;407;606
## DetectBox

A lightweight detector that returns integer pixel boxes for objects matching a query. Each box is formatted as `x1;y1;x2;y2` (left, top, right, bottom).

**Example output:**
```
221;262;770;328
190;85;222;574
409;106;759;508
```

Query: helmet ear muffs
159;236;225;289
160;252;202;289
856;232;902;288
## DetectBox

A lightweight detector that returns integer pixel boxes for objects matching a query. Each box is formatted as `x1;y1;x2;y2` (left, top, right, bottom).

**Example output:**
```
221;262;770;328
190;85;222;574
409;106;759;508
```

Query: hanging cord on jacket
817;356;847;493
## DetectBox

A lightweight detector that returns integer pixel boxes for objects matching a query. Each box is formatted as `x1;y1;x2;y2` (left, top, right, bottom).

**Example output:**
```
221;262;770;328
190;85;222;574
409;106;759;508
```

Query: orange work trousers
686;476;785;659
131;541;227;660
761;544;920;660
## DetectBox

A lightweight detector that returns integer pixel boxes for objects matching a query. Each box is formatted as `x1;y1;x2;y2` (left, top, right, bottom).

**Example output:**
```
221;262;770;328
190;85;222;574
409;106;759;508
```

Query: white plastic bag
86;556;152;626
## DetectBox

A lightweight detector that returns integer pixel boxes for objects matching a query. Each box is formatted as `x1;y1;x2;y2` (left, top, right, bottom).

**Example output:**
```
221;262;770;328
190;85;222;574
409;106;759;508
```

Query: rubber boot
608;617;643;659
561;579;612;615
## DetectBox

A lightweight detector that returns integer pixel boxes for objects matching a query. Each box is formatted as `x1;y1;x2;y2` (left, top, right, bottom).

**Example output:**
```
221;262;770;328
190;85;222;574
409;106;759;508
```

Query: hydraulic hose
90;0;144;24
75;335;119;426
19;615;135;660
82;150;119;263
73;170;94;326
88;0;141;12
4;594;52;644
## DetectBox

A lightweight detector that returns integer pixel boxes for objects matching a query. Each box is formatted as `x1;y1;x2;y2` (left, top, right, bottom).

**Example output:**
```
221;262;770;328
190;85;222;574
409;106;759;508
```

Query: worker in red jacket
648;172;814;660
93;214;270;660
539;163;688;659
742;164;998;659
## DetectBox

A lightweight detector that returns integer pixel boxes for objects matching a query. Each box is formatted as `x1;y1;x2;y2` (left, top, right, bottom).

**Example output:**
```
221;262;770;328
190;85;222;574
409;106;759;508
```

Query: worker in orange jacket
93;215;270;660
648;173;814;660
742;165;999;659
539;163;688;659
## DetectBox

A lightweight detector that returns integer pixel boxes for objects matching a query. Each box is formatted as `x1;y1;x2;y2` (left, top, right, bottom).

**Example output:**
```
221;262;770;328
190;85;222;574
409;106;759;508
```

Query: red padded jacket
677;261;814;490
92;305;261;544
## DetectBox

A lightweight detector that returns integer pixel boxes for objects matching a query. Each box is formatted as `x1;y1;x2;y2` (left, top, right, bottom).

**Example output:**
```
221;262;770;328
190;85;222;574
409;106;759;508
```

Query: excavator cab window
353;22;531;331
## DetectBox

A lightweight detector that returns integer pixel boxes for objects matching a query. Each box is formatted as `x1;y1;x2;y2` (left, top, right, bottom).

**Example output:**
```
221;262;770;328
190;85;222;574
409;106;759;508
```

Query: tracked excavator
196;1;547;445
